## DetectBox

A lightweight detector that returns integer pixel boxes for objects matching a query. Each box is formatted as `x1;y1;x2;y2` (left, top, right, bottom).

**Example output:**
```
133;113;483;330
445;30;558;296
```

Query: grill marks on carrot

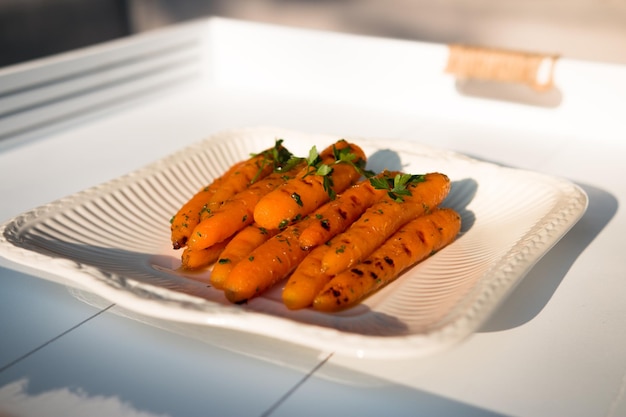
313;208;462;312
297;171;398;250
319;172;451;275
253;140;366;230
169;139;460;311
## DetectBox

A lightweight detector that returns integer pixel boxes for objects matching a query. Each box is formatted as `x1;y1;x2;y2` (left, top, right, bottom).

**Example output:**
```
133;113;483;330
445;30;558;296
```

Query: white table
1;18;625;417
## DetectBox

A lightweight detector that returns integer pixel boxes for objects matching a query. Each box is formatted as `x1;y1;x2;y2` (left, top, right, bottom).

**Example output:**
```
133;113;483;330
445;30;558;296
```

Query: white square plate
0;127;587;358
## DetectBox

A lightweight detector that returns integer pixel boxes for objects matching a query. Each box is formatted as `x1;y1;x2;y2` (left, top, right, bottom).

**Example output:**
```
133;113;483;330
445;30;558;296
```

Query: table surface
1;19;626;417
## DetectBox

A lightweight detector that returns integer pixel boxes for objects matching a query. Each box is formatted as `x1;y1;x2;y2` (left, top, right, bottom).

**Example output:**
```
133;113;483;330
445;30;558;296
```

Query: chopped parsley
370;173;426;202
291;192;303;207
250;139;301;183
300;142;371;200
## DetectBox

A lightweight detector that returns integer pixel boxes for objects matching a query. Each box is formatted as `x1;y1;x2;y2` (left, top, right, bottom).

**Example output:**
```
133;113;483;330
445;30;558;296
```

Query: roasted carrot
210;224;278;289
313;207;461;312
320;172;451;276
186;161;306;251
198;158;271;222
281;244;333;310
222;217;316;303
180;237;232;270
297;171;399;250
223;171;392;306
170;140;290;249
198;141;294;222
253;140;367;230
170;160;245;249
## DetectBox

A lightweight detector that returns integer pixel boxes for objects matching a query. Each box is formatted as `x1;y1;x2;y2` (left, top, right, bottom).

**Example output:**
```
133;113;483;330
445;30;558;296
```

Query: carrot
198;141;294;222
297;171;400;250
186;161;306;251
180;237;232;270
210;224;278;289
222;171;393;306
253;140;367;230
170;140;290;249
313;207;461;312
281;244;333;310
170;160;245;249
222;217;316;303
320;172;451;276
198;158;271;222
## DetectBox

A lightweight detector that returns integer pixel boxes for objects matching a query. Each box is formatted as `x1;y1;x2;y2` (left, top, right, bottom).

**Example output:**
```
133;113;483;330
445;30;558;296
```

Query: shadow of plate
480;182;618;332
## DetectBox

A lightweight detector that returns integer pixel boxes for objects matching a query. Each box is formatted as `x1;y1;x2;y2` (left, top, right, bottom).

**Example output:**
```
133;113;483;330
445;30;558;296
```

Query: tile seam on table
0;303;116;374
258;352;334;417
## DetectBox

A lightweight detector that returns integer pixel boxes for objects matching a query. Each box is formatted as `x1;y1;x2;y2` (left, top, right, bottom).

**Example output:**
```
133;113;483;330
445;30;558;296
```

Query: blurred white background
2;0;626;67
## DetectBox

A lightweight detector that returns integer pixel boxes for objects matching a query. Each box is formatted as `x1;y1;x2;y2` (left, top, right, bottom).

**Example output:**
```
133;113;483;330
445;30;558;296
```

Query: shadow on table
479;182;618;332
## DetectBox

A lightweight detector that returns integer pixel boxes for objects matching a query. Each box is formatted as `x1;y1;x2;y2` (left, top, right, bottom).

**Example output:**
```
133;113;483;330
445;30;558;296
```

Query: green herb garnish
300;141;371;200
250;139;300;183
370;173;426;202
291;192;303;207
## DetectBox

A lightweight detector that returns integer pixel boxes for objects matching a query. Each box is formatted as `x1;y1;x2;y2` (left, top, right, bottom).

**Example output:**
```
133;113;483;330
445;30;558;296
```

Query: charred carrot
281;244;333;310
320;172;451;276
297;171;399;250
171;140;292;249
313;207;461;312
210;224;278;289
198;158;270;222
253;140;367;230
170;160;245;249
180;237;232;270
222;217;316;303
186;161;306;251
198;140;295;222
